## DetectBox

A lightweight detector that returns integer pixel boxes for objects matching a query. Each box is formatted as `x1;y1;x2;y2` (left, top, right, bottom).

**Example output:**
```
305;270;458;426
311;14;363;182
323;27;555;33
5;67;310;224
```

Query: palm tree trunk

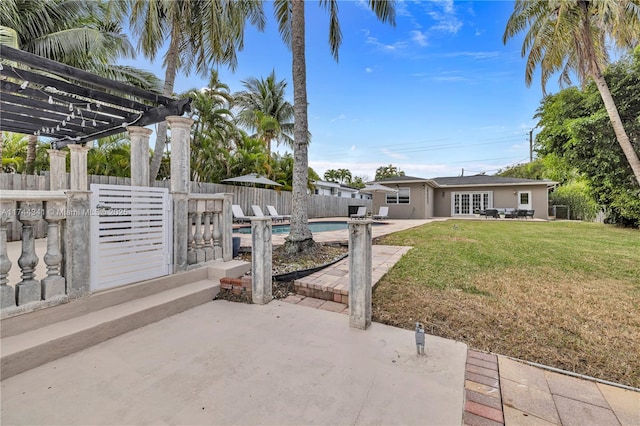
148;28;180;185
284;0;314;255
0;132;4;172
25;134;37;175
578;4;640;185
591;71;640;185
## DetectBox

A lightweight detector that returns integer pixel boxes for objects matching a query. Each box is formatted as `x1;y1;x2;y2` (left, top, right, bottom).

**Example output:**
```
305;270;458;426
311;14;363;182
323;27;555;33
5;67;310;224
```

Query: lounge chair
232;204;252;223
350;206;367;219
266;205;290;222
526;209;535;219
251;205;266;218
485;209;499;219
372;206;389;220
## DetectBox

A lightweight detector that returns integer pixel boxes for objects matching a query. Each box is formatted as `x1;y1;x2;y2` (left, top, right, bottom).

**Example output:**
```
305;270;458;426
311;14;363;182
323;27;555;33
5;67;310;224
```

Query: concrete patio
1;300;468;425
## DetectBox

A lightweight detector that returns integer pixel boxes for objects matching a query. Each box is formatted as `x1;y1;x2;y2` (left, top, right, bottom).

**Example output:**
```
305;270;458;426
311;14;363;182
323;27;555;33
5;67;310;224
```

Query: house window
386;187;410;204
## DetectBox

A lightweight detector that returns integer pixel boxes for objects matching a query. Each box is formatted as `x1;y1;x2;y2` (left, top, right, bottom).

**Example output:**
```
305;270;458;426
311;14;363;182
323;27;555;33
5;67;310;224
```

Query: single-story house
371;175;556;220
313;180;371;200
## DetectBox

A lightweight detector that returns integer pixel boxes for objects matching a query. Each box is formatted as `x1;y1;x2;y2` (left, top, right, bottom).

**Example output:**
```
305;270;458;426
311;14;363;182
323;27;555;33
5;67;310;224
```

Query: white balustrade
187;194;230;266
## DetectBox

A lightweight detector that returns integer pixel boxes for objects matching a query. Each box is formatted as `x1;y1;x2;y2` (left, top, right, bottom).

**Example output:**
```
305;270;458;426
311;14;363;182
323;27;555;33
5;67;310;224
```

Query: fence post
251;217;272;305
167;116;194;272
349;219;372;330
222;193;233;261
127;126;152;187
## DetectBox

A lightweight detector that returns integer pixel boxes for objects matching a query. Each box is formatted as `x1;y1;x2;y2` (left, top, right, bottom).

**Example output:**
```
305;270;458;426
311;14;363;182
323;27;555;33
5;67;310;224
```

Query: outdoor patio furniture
485;209;499;219
517;209;528;219
350;206;367;219
504;209;518;219
251;205;267;218
526;209;535;219
232;205;253;223
372;206;389;220
266;205;290;221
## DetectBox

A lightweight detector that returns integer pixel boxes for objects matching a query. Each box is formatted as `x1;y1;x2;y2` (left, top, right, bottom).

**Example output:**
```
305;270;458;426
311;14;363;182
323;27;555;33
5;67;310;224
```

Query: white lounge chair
251;205;266;217
350;206;367;219
232;204;252;223
372;206;389;220
266;205;290;222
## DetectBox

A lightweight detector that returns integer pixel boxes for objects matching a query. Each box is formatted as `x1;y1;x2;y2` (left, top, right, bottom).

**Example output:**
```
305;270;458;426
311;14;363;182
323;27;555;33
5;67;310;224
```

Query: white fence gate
90;184;171;292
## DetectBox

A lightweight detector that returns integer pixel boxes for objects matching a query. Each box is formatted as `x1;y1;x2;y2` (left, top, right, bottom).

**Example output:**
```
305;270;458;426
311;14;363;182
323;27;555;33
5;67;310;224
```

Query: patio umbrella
361;183;398;193
222;173;282;187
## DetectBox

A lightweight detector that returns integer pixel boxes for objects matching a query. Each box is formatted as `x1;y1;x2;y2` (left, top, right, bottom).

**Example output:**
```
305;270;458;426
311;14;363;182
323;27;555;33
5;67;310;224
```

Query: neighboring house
312;180;371;200
372;175;555;220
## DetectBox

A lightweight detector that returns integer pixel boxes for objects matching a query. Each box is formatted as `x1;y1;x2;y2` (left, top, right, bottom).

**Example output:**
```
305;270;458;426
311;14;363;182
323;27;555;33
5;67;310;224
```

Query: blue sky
123;0;556;181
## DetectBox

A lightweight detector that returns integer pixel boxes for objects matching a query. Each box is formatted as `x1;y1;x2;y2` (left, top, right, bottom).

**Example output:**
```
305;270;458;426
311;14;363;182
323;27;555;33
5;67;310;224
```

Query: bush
549;180;599;221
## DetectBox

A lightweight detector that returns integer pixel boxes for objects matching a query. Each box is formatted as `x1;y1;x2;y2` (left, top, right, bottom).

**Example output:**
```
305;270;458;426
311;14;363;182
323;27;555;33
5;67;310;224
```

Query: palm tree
114;0;266;184
503;0;640;184
0;0;162;175
233;70;295;154
179;70;238;182
274;0;395;254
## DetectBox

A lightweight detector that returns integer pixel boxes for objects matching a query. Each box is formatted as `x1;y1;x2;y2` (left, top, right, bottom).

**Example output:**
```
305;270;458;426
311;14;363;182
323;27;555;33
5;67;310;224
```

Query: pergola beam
0;45;172;105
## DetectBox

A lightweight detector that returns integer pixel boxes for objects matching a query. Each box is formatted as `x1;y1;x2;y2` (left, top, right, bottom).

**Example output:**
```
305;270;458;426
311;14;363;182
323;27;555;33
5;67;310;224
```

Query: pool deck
234;217;443;248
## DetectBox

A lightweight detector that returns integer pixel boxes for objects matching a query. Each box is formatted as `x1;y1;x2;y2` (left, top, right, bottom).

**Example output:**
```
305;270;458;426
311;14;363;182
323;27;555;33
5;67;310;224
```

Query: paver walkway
293;245;411;304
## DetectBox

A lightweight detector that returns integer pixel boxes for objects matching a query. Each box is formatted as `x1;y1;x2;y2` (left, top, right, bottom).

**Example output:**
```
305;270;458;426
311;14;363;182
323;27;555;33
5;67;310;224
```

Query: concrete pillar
16;202;43;305
65;191;91;299
167;116;194;272
47;149;67;190
349;219;373;330
222;194;233;261
251;217;272;305
127;126;152;187
67;144;89;191
41;200;66;299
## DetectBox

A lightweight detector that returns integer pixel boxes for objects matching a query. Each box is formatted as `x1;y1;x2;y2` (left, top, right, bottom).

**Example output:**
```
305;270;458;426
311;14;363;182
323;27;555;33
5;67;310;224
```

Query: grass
372;220;640;388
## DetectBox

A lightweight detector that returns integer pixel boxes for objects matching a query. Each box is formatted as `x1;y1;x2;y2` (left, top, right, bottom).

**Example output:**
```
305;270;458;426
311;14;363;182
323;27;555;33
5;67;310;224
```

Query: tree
114;0;266;184
535;49;640;226
179;70;237;182
0;0;161;175
375;164;405;181
274;0;395;254
233;70;295;154
503;0;640;184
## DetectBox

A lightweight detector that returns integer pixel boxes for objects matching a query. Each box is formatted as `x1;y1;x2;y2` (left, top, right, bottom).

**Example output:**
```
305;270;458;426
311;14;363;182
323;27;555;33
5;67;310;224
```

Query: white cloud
366;36;408;52
330;114;347;122
442;51;501;60
410;30;428;47
351;145;356;151
381;148;408;160
365;67;373;73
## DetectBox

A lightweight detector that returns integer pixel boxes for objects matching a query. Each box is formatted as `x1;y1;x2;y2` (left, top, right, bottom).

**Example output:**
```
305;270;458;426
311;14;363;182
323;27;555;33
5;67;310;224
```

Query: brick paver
464;350;504;426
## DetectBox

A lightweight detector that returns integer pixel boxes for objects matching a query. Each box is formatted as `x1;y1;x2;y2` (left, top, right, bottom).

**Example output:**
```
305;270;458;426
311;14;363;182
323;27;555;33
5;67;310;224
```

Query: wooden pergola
0;45;190;149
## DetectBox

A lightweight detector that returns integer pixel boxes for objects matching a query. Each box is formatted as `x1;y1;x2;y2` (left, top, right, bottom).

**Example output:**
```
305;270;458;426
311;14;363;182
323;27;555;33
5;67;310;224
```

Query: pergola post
47;149;67;190
167;116;194;272
127;126;152;187
65;144;91;299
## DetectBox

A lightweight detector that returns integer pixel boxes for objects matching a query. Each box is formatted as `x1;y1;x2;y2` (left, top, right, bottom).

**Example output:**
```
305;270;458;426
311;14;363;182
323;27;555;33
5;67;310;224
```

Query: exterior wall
372;183;428;219
426;186;435;218
434;185;549;219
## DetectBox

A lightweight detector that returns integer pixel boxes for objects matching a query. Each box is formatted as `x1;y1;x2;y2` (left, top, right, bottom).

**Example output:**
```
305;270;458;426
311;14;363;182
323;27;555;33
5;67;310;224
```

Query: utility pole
529;129;534;162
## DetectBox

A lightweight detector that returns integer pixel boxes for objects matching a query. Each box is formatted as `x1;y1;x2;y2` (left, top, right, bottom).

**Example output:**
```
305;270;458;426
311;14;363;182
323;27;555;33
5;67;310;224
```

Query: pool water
233;221;383;234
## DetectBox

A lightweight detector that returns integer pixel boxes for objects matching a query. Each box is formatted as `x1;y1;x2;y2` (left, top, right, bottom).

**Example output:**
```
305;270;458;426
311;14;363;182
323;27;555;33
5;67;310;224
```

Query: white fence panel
90;184;171;292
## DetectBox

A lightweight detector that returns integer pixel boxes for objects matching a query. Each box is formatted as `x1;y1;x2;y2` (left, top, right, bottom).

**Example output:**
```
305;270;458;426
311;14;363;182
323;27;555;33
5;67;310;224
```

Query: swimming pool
233;221;384;234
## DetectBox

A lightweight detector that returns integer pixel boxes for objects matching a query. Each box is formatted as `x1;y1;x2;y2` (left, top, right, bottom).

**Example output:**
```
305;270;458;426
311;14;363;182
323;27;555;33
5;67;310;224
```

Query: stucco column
349;219;373;330
251;217;272;305
47;149;67;190
167;116;194;272
127;126;152;187
222;193;233;261
67;144;89;191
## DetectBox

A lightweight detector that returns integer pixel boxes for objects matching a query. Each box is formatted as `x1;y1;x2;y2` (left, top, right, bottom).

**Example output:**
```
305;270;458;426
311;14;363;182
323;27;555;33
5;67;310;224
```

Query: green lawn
372;220;640;388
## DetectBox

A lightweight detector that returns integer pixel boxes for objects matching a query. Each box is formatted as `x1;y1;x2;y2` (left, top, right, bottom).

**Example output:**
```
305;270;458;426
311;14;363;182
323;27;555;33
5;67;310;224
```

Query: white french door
452;192;492;215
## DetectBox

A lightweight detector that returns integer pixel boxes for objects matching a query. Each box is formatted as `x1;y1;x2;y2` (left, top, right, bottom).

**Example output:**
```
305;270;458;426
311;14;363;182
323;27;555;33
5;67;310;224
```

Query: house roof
375;175;555;188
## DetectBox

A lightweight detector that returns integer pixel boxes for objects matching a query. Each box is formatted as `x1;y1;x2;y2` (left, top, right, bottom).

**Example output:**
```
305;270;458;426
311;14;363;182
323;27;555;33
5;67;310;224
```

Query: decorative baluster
0;202;16;309
194;200;205;263
41;200;66;299
16;201;43;305
212;210;222;260
203;211;214;261
187;212;196;265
